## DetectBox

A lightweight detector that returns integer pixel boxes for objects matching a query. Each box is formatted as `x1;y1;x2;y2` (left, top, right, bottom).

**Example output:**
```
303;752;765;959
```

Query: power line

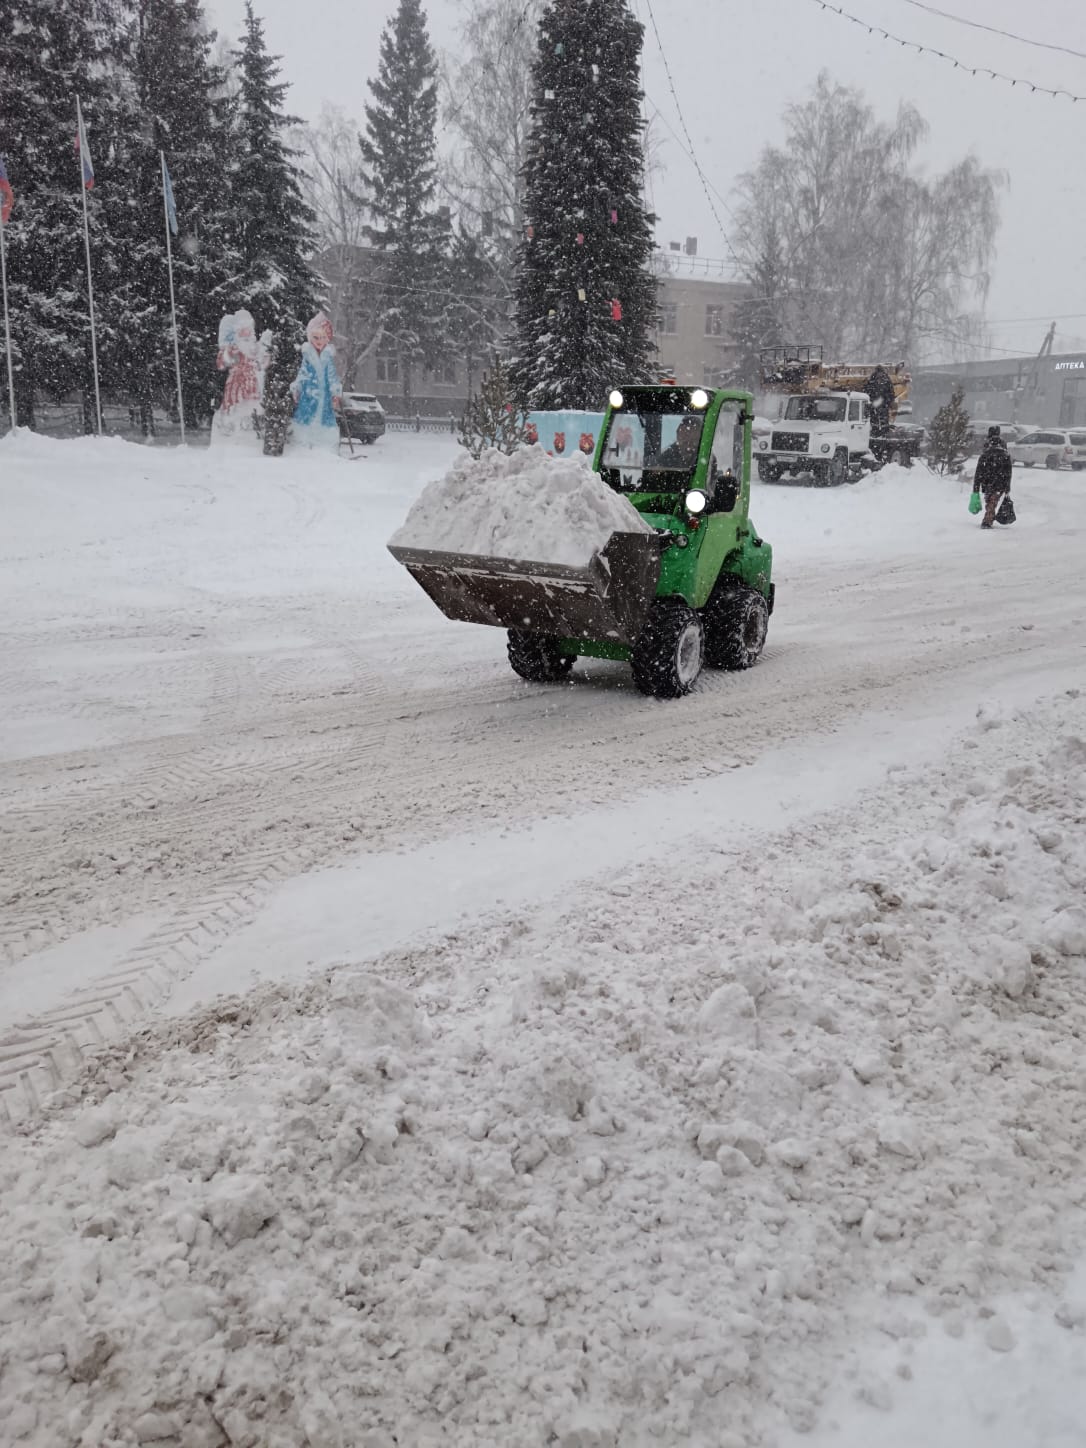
640;0;746;269
896;0;1086;63
804;0;1086;101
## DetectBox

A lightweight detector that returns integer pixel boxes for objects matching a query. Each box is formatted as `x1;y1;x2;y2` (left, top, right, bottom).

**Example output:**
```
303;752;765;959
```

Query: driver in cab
656;415;702;471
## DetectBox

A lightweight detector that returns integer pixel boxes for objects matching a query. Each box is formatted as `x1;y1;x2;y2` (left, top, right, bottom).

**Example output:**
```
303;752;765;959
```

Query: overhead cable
897;0;1086;63
804;0;1086;101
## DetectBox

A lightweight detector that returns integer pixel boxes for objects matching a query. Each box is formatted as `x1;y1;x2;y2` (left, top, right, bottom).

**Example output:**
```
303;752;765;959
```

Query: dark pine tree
729;221;785;392
231;2;319;338
0;0;127;427
359;0;451;409
510;0;657;412
102;0;242;429
928;384;971;474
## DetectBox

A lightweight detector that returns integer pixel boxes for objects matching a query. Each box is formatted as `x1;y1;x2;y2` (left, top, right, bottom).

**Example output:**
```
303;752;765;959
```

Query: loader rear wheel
506;631;575;683
703;582;769;671
630;600;704;699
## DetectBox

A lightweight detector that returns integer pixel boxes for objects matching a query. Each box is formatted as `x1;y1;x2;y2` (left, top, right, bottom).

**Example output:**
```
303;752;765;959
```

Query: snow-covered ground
1;430;1085;1445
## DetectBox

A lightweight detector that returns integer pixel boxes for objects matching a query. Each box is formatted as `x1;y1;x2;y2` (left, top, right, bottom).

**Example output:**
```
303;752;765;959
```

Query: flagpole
0;205;15;433
76;97;103;437
160;152;186;444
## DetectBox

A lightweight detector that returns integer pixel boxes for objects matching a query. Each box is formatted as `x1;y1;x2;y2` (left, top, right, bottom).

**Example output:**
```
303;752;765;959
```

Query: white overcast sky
206;0;1086;359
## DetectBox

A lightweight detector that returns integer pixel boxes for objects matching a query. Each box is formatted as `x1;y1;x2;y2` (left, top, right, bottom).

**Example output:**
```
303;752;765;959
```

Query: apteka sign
1054;360;1086;371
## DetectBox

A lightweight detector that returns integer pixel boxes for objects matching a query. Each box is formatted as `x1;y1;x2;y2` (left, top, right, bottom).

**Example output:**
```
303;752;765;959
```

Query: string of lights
805;0;1086;101
639;0;746;268
898;0;1086;63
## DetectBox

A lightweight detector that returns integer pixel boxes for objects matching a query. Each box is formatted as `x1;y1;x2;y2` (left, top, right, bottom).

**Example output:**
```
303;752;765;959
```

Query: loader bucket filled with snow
388;528;664;645
388;446;663;645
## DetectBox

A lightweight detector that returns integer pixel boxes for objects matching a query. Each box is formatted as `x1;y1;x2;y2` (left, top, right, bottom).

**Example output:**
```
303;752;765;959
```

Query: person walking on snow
974;425;1013;528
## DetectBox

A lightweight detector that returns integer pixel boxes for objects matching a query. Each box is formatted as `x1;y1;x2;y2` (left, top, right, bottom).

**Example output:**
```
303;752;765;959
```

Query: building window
658;302;678;336
376;355;400;384
705;305;725;337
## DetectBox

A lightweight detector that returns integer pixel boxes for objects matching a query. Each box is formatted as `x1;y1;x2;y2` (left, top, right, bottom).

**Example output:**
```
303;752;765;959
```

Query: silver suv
1008;428;1086;470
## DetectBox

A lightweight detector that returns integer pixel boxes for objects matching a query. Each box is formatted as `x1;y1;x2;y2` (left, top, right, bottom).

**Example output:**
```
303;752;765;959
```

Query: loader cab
598;385;748;515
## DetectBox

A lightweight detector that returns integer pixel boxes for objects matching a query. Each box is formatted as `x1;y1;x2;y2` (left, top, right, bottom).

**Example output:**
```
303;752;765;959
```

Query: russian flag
0;156;13;224
76;109;94;189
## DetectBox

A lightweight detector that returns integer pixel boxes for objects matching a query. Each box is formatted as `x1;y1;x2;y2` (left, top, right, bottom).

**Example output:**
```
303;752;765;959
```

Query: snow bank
2;690;1085;1445
389;444;651;566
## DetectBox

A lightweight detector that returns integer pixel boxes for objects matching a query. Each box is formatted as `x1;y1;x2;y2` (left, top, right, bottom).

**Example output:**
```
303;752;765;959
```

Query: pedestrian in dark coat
974;426;1013;528
863;366;898;438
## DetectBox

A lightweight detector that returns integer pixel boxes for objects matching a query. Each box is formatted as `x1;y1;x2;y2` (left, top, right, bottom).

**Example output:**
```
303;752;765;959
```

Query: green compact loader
388;386;775;699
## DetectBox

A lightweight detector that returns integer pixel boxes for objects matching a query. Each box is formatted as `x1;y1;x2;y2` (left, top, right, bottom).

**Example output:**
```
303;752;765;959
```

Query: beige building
325;245;749;416
652;253;748;388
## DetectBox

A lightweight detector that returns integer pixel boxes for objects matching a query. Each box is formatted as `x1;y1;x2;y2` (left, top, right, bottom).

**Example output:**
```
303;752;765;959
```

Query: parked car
1008;428;1084;470
964;419;1016;455
338;392;386;443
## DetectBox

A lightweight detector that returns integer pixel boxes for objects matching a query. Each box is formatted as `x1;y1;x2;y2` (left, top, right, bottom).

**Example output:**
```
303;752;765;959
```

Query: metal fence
0;403;208;446
383;414;458;435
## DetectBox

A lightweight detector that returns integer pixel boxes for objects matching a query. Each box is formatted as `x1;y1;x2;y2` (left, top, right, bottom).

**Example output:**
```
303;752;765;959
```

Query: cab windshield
784;395;847;422
600;408;707;493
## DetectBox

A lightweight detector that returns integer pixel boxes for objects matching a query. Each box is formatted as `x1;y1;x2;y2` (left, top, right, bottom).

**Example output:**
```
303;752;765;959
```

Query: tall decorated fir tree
0;0;128;426
359;0;451;408
231;1;320;337
510;0;657;411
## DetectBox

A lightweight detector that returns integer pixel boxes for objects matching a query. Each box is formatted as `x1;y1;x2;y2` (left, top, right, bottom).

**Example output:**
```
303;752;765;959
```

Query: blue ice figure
291;313;343;449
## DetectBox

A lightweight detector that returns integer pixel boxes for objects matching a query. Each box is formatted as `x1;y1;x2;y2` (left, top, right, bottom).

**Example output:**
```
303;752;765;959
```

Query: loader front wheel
630;600;704;699
506;631;575;683
703;582;769;671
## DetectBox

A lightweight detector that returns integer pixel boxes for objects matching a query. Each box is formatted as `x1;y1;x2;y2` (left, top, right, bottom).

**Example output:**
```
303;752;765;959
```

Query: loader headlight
684;489;707;515
608;389;624;409
690;388;709;409
820;443;831;454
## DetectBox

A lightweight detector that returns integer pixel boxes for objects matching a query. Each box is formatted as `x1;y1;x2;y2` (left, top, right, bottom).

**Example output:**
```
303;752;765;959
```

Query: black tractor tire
506;631;575;683
630;599;704;699
757;459;783;483
703;581;770;671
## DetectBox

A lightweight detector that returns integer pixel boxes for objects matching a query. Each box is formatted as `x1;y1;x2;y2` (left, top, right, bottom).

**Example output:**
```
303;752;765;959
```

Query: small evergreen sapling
458;356;531;460
927;386;971;474
262;333;297;456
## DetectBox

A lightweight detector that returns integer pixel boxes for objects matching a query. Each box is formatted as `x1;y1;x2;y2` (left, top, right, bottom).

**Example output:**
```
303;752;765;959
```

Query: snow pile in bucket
2;693;1086;1445
389;443;652;566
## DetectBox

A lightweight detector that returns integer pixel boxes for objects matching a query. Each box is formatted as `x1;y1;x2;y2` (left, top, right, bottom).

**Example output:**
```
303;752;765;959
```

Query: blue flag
162;155;178;237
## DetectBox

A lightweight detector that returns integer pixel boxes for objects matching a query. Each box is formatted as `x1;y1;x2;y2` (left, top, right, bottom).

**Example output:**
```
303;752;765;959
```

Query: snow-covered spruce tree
260;331;298;455
729;222;785;392
458;354;530;459
927;386;971;475
231;2;320;338
102;0;241;428
359;0;451;409
510;0;657;411
0;0;127;426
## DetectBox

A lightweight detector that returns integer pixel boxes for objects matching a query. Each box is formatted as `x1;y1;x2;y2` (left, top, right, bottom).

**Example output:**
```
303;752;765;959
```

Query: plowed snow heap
390;445;651;567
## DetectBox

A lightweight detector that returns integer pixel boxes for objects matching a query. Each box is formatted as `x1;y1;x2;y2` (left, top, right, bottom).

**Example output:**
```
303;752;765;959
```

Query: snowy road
1;433;1084;1112
2;431;1086;1446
